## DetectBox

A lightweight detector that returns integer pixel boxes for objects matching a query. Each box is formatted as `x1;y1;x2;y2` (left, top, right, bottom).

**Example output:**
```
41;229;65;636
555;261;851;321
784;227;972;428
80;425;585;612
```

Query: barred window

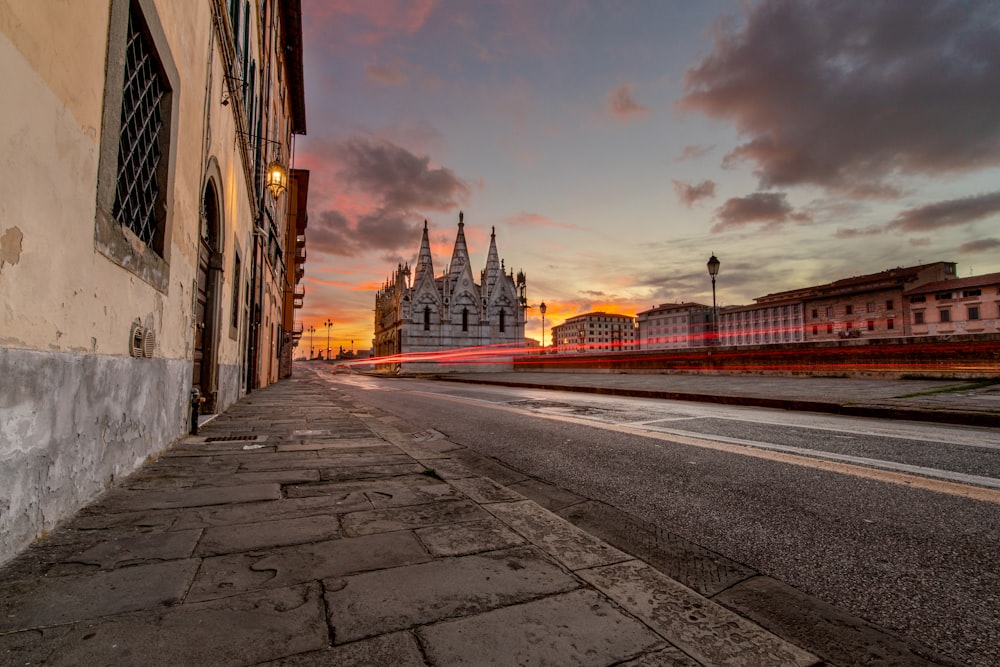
94;0;177;291
112;7;168;254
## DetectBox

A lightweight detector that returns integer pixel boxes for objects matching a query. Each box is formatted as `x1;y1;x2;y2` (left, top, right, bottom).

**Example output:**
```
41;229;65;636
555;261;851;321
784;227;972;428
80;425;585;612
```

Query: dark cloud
308;137;470;258
608;82;650;119
712;192;810;232
307;210;421;258
959;238;1000;253
673;179;716;207
887;191;1000;232
338;137;470;211
679;0;1000;196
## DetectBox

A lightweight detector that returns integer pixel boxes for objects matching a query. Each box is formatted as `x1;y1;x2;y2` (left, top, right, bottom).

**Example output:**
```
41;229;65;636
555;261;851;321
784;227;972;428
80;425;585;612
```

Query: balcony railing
294;285;305;298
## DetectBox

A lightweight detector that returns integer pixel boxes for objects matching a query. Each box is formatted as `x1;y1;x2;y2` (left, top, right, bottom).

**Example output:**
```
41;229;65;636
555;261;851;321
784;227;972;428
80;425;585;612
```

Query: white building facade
636;303;711;349
552;312;637;353
373;214;527;371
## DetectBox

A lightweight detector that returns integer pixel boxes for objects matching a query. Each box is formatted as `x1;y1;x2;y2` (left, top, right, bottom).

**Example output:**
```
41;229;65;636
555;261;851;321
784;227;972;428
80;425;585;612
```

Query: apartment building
552;312;637;353
636;303;712;349
906;272;1000;336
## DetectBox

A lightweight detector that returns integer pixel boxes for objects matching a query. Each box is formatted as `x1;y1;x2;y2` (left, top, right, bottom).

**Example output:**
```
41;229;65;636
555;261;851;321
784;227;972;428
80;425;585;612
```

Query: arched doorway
193;178;222;412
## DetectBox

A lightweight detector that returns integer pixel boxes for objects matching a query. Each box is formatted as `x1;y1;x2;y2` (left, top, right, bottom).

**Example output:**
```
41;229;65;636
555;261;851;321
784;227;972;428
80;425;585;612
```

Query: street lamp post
707;253;720;345
539;302;547;350
307;326;315;359
325;319;333;361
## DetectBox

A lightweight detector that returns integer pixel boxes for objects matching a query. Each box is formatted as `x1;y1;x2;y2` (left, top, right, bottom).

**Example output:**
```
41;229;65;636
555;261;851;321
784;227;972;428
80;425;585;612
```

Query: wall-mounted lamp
266;160;289;198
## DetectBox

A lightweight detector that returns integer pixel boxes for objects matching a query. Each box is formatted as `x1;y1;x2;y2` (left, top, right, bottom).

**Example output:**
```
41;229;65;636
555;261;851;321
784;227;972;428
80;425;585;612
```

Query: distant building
636;303;711;349
280;169;310;378
905;272;1000;336
552;312;637;353
717;294;805;347
373;213;527;370
718;262;956;346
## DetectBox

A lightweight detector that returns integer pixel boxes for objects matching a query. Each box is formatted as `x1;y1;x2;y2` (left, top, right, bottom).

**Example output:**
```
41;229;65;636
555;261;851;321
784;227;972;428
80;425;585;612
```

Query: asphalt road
323;372;999;667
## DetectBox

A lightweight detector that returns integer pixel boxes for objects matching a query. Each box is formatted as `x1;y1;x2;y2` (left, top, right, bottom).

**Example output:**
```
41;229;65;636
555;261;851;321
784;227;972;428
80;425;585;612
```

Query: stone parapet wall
512;334;1000;379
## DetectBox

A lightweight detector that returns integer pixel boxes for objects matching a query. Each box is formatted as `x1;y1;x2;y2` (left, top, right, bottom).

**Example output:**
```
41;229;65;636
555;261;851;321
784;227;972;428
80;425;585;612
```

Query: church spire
413;220;434;284
448;211;470;284
483;225;501;299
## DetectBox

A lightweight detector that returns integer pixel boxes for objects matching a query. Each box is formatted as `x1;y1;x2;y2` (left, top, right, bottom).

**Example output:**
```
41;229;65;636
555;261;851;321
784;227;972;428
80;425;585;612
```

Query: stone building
551;312;637;353
636;303;711;349
374;213;527;371
905;272;1000;336
0;0;306;565
717;262;955;346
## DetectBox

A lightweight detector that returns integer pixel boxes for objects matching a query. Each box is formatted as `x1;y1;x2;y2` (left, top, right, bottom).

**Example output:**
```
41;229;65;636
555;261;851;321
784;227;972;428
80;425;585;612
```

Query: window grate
113;8;165;251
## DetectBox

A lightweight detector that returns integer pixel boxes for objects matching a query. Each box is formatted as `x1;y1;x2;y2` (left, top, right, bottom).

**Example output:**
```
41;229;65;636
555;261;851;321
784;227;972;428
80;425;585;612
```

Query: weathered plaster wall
0;1;258;566
0;348;189;563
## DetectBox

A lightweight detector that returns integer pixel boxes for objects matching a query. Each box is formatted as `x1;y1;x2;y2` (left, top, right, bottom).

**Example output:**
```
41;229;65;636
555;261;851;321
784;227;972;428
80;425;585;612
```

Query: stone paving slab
258;631;426;667
0;583;327;667
0;584;329;667
49;528;201;570
414;518;527;557
320;462;426;481
487;499;631;571
286;475;464;507
187;531;431;602
172;494;372;529
195;514;342;556
323;545;580;643
448;475;526;503
276;437;388;451
94;483;282;511
579;559;820;667
340;499;490;536
418;588;667;667
0;559;200;631
558;499;756;597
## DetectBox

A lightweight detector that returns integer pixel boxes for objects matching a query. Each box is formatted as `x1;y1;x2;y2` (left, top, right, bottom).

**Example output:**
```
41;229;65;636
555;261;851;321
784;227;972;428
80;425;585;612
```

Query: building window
826;324;833;334
462;307;469;331
424;306;430;330
914;311;925;325
94;0;178;292
887;318;894;330
845;305;853;315
826;306;833;317
935;293;952;301
866;302;875;313
940;308;951;323
867;320;874;331
910;296;926;303
812;325;818;335
962;289;981;298
231;251;241;329
499;309;506;333
968;306;980;320
811;309;818;319
886;300;894;310
112;7;170;254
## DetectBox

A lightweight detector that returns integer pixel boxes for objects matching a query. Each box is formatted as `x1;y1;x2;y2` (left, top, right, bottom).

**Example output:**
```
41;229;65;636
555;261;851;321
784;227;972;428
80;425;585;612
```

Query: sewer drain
204;435;265;443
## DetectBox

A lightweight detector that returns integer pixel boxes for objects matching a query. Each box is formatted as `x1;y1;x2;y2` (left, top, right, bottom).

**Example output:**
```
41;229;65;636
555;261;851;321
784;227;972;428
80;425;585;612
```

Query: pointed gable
413;220;434;284
448;211;470;287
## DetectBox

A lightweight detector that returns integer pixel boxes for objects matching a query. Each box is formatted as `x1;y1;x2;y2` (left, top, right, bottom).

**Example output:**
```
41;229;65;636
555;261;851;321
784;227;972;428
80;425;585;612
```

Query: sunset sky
293;0;1000;354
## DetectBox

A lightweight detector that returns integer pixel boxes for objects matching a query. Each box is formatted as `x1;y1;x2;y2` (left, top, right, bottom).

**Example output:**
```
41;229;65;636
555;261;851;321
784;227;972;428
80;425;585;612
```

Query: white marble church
374;212;528;372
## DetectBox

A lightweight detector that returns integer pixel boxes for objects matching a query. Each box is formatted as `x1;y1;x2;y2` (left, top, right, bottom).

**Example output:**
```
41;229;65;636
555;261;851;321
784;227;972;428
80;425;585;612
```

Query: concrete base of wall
0;348;190;566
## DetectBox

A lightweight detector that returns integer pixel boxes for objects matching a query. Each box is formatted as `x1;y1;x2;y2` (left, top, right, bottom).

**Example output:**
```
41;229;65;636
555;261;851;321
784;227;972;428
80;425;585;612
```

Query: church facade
374;213;527;372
